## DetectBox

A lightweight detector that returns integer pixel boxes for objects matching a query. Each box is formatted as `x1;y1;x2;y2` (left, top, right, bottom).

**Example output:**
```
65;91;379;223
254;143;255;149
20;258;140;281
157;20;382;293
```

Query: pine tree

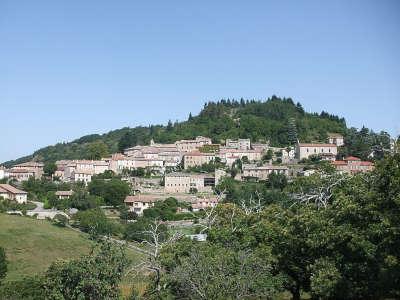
288;117;298;145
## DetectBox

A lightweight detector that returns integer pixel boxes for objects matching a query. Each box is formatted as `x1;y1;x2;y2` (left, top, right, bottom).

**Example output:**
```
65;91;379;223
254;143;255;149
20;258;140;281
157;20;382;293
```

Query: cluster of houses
0;133;376;215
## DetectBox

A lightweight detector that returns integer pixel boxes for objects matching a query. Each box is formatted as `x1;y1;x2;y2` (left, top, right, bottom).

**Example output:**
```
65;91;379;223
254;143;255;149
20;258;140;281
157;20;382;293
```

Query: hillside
2;96;390;166
0;214;92;281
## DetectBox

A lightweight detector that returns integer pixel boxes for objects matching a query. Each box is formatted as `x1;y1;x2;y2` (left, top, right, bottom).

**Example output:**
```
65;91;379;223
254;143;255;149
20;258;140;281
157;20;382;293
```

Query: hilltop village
0;134;374;215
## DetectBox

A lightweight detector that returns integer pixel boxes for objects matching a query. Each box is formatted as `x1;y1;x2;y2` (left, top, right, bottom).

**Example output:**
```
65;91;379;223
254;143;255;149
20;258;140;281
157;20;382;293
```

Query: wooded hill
2;96;390;167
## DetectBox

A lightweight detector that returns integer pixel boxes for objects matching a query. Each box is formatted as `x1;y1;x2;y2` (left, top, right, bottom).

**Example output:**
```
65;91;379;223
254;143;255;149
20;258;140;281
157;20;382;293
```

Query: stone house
327;133;344;147
164;172;215;193
296;143;338;160
55;190;74;200
242;164;289;181
225;139;251;150
175;136;212;152
124;194;160;215
0;184;28;203
8;169;35;182
332;156;374;174
183;151;216;169
11;161;44;179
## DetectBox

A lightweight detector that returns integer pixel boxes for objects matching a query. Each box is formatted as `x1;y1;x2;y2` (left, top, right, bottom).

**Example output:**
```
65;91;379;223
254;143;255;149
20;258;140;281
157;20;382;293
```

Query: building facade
296;143;338;160
225;139;251;150
183;151;216;169
332;156;374;174
0;184;28;203
327;133;344;147
164;172;215;193
242;164;289;180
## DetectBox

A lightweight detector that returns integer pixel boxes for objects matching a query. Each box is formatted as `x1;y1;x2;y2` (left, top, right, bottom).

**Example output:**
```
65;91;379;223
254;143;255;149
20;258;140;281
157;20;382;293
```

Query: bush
52;214;69;227
73;208;121;237
0;276;45;299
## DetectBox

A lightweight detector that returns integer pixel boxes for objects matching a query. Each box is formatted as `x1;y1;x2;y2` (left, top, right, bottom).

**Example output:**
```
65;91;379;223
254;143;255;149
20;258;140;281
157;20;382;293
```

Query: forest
2;96;391;167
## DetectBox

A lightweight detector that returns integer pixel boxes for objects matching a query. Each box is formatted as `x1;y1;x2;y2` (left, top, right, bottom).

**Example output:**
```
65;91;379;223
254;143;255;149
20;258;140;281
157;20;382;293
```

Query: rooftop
0;184;27;194
344;156;361;161
55;190;74;196
242;164;288;170
328;133;344;138
14;161;44;168
298;143;337;147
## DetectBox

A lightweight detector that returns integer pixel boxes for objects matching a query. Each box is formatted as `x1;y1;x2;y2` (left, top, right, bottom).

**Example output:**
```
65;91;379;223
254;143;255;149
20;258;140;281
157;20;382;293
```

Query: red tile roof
0;184;27;194
344;156;361;161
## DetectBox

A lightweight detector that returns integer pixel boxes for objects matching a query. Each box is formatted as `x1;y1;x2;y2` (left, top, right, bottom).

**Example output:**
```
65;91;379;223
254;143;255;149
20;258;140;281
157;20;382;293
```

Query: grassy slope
0;214;92;281
0;214;143;286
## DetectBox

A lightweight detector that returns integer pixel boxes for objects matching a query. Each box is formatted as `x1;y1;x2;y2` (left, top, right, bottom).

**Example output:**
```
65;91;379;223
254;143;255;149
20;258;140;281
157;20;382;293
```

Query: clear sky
1;0;399;163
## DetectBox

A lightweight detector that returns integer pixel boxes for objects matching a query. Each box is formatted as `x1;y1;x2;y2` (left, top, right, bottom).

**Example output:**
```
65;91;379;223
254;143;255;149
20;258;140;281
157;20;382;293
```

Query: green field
0;214;93;281
0;214;143;286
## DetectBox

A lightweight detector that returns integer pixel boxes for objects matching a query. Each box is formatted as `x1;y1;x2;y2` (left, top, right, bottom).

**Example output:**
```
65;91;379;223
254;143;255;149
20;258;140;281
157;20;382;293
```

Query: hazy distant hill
3;96;389;167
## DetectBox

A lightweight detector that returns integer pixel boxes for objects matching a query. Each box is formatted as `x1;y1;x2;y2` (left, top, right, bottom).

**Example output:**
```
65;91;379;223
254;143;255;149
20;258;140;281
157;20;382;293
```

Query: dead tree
291;174;348;208
239;190;264;215
126;219;182;294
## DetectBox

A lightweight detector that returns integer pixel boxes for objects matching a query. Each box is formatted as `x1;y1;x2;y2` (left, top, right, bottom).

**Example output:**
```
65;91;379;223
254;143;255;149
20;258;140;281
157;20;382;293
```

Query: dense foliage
0;241;128;300
141;154;400;299
88;178;131;207
4;96;389;167
43;240;127;299
73;208;122;237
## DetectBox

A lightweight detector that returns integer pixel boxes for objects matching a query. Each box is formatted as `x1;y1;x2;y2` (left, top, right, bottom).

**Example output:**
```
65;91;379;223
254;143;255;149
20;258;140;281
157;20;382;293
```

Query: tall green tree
44;240;127;299
86;140;109;160
44;162;57;177
88;178;130;207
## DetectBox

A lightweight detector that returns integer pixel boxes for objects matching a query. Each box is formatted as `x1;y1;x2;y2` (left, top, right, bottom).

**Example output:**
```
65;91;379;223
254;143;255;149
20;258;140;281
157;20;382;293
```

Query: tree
88;178;130;207
44;240;128;299
267;172;288;191
263;149;273;161
86;140;109;160
0;247;7;282
163;244;283;299
119;205;137;221
118;131;138;152
0;276;45;299
44;162;57;177
73;208;119;236
287;117;298;145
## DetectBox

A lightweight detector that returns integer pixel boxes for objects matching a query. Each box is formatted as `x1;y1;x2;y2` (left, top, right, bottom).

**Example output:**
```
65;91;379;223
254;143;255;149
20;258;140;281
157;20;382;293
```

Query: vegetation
4;97;389;167
0;214;92;281
73;208;122;237
43;240;127;299
22;177;72;202
88;178;131;207
130;154;400;299
0;247;7;283
0;197;36;213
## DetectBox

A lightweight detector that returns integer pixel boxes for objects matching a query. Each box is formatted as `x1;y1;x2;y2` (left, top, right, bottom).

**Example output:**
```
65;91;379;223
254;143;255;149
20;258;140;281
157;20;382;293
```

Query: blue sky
1;0;399;162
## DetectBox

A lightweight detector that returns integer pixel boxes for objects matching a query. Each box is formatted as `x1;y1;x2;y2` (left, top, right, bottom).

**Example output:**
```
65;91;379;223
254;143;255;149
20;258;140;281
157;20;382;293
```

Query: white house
124;194;160;215
327;133;344;147
0;184;28;204
296;143;338;160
